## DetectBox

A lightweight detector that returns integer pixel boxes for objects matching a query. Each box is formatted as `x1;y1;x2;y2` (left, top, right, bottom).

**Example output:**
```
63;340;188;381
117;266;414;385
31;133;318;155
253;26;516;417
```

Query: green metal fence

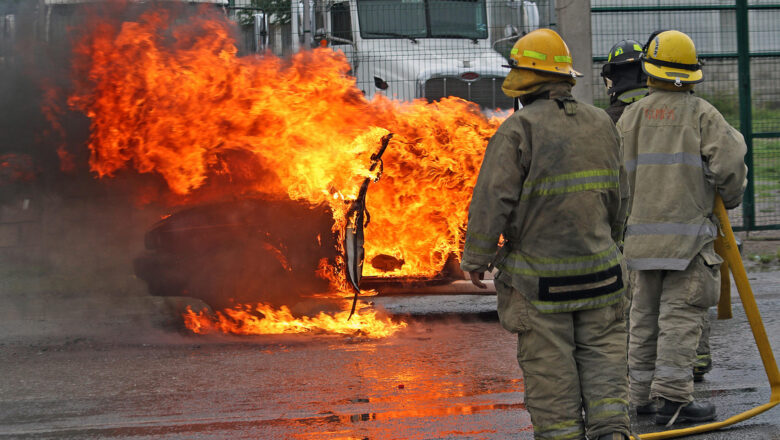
591;1;780;231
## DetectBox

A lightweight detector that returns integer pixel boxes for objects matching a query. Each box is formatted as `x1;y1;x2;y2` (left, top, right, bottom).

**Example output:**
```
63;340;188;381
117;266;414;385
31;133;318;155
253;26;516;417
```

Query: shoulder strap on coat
554;96;578;116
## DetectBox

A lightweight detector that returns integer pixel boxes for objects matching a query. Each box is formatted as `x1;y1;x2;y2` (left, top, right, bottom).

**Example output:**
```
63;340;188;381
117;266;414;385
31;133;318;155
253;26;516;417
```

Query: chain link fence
591;1;780;231
2;0;778;230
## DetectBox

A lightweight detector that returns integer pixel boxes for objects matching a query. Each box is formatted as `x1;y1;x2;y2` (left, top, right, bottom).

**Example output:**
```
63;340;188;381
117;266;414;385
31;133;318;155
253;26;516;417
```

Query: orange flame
183;302;407;339
65;6;502;336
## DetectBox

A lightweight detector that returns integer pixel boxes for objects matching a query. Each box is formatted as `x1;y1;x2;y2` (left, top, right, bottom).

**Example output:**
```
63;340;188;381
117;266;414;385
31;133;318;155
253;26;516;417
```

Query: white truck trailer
256;0;539;110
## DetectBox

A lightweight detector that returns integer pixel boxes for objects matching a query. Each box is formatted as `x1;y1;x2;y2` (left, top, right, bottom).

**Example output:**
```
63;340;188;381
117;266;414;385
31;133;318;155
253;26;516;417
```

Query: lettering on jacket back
644;107;675;120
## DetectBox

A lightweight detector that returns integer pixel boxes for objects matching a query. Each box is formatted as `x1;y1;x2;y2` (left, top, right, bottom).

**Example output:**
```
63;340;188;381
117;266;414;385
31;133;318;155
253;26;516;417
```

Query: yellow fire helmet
504;28;583;78
641;30;703;86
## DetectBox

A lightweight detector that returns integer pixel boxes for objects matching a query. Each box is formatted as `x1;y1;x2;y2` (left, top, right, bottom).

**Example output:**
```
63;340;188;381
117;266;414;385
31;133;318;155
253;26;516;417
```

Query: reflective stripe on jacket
616;88;747;270
461;82;629;314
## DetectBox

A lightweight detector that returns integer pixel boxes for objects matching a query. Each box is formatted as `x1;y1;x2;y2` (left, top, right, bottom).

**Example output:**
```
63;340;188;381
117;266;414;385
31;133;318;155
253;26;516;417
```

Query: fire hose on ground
632;195;780;439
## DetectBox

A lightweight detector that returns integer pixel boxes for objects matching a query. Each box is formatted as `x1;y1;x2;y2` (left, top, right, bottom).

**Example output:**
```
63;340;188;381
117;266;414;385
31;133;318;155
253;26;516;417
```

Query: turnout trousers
697;311;711;356
628;253;720;404
496;279;630;440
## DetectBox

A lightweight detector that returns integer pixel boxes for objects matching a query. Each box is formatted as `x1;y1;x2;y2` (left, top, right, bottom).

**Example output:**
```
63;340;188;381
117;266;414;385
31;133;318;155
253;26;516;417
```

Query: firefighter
601;36;716;389
601;39;648;123
616;30;747;425
461;28;631;440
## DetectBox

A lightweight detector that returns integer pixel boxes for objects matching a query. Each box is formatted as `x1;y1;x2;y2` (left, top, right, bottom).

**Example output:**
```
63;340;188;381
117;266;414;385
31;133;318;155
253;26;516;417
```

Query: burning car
133;195;492;311
133;134;493;311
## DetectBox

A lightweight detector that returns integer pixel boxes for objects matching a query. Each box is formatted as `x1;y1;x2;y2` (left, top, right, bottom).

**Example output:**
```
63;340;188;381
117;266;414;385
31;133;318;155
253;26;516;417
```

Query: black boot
596;433;629;440
635;401;657;415
655;398;716;425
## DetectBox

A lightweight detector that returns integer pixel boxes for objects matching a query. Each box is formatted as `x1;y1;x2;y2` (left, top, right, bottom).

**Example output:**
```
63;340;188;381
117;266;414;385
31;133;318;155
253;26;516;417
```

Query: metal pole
291;0;300;52
556;0;593;104
302;0;312;47
519;0;526;34
736;0;754;230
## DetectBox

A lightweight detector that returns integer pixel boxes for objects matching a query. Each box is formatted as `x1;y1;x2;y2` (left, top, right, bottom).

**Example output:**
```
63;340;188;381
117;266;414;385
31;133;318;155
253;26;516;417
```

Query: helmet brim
642;60;702;84
503;64;584;78
608;57;641;66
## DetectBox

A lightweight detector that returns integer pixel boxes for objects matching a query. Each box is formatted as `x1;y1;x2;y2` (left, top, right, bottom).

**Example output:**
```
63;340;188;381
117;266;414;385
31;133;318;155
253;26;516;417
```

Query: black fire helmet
601;39;647;97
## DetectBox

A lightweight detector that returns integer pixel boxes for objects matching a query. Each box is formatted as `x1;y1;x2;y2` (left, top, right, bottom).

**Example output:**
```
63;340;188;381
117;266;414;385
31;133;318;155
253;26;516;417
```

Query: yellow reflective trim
536;418;580;432
521;181;619;200
524;169;618;186
468;231;496;242
547;433;582;440
590;398;629;407
590;410;628;420
510;48;519;55
554;55;572;63
535;418;584;440
463;242;495;256
633;43;643;52
523;50;547;61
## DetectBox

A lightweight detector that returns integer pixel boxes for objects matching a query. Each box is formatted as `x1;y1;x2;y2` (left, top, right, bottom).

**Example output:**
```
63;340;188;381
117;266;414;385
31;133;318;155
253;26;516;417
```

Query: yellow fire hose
632;195;780;439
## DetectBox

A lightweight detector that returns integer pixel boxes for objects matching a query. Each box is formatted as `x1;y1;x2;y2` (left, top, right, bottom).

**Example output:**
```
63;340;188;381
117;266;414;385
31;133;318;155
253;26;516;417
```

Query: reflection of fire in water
65;6;502;337
183;301;406;339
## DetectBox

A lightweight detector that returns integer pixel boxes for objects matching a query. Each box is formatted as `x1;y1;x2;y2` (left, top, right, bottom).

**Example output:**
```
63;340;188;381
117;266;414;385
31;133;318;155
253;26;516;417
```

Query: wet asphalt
0;272;779;440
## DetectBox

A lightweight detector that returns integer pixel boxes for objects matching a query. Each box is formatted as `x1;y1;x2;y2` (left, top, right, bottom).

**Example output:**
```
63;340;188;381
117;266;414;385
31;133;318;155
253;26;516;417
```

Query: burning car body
133;197;340;310
132;132;492;317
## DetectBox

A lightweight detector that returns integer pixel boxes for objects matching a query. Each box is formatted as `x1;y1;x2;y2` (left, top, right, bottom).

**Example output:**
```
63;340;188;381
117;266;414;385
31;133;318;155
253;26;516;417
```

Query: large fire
65;5;502;337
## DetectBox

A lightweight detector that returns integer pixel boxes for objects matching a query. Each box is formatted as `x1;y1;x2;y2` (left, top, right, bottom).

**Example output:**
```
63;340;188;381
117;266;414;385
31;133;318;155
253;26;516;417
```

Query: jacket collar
648;86;694;94
520;82;574;106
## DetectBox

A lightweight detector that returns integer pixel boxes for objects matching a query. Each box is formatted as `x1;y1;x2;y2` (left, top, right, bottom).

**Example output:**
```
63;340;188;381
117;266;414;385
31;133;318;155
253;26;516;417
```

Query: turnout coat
616;88;748;271
461;82;630;319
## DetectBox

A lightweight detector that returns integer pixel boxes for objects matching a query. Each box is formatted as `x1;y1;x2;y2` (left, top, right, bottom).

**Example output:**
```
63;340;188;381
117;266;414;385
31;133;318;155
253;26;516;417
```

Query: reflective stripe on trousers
587;398;630;422
534;419;585;440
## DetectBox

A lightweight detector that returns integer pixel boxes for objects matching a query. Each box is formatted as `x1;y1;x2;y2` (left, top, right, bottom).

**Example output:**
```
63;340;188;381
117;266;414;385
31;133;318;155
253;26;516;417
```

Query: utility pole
290;0;300;52
302;0;312;48
555;0;593;104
